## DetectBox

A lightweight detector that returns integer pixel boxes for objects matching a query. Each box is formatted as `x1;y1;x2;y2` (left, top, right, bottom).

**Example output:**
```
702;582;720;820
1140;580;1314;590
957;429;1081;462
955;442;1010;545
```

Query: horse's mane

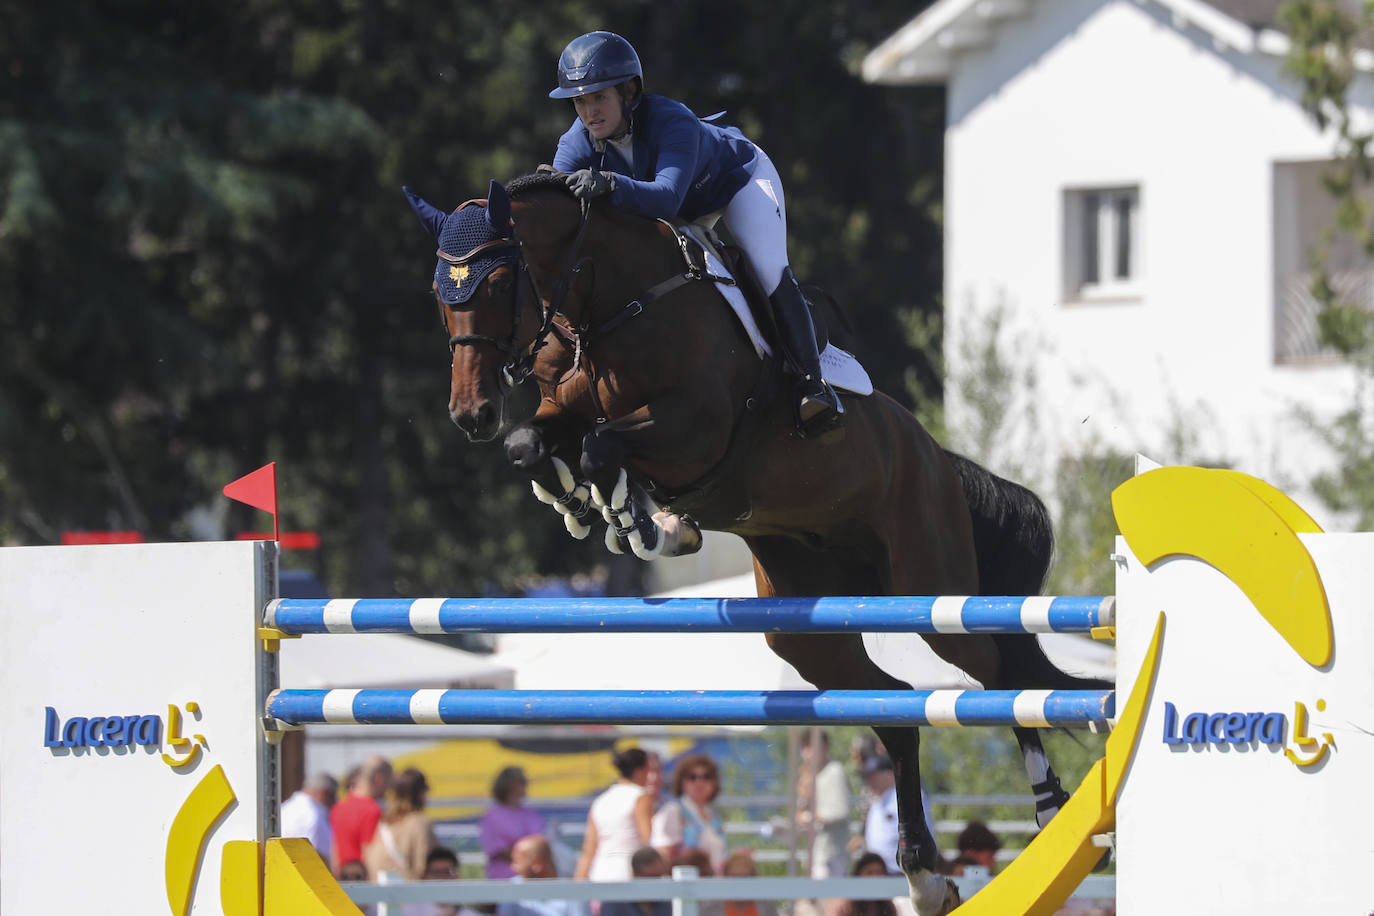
506;172;575;201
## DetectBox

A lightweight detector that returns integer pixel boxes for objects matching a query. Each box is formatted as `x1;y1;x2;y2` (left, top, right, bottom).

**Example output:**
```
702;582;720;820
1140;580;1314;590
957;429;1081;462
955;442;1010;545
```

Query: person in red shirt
329;754;392;875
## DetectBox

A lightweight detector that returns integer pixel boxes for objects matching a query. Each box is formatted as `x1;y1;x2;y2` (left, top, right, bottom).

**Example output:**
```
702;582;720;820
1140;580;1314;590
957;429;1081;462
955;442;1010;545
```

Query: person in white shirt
798;730;851;879
574;748;654;882
860;757;899;875
650;753;729;875
281;772;338;862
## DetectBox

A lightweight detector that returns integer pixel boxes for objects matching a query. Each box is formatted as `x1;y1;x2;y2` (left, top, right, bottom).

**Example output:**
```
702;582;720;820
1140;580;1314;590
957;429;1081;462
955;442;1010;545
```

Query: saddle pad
679;224;874;397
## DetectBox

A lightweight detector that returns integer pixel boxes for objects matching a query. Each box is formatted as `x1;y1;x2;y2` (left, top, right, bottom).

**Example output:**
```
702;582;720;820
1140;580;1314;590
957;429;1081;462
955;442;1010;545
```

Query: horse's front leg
504;412;597;540
579;423;702;560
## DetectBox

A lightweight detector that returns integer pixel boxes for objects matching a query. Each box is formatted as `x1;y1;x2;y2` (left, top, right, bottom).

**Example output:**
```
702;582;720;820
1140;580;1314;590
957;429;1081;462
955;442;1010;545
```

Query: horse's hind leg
1012;726;1073;829
766;632;959;915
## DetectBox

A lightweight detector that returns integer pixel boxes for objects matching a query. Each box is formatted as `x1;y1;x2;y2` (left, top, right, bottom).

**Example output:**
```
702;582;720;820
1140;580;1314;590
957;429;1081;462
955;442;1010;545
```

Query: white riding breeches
718;147;791;296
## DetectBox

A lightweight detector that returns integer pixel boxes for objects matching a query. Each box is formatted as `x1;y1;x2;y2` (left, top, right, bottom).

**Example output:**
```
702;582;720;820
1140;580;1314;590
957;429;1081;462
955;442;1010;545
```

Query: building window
1064;186;1140;301
1273;159;1372;363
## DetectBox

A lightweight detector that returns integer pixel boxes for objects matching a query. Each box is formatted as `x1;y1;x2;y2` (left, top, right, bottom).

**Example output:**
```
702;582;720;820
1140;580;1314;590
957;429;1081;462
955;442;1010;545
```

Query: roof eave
860;0;1299;87
863;0;1031;85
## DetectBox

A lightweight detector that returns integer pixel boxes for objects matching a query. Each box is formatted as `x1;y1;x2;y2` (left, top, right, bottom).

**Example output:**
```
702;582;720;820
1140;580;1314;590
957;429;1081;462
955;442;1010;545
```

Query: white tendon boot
529;457;592;539
906;869;961;916
590;469;663;561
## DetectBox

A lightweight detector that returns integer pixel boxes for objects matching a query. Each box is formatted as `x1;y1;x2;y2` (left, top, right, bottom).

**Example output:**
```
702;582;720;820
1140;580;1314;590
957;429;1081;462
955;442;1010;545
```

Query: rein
444;191;740;426
576;219;736;348
562;218;738;424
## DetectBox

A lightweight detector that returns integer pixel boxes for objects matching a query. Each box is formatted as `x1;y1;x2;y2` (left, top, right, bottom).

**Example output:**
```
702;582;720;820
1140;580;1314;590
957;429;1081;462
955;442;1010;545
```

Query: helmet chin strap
611;88;637;140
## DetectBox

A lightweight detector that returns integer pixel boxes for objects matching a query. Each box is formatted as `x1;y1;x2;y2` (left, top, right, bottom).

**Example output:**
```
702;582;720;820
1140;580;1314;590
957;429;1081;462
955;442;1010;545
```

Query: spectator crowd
280;733;1113;916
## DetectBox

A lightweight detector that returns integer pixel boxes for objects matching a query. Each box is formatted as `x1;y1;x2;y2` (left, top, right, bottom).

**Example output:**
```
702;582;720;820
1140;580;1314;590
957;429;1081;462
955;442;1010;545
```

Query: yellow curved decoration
1215;470;1323;534
1111;466;1332;667
950;613;1165;915
221;840;263;916
165;763;237;916
264;838;364;915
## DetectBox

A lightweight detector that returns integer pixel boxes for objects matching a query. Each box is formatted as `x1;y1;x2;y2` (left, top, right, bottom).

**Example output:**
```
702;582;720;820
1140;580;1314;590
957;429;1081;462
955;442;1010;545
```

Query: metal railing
345;868;1117;916
429;794;1051;867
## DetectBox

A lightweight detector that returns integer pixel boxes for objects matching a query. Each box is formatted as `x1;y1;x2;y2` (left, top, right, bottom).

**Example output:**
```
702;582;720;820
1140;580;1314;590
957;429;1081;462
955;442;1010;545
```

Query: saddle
667;219;827;351
663;219;873;396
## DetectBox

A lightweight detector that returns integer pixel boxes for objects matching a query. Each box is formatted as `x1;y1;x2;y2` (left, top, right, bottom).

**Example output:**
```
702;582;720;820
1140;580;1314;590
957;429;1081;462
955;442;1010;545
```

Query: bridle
436;199;594;392
436;192;734;423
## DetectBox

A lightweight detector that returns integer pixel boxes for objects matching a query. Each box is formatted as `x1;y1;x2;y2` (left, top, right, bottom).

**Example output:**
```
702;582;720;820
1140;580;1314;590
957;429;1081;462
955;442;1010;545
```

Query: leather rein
554;216;737;423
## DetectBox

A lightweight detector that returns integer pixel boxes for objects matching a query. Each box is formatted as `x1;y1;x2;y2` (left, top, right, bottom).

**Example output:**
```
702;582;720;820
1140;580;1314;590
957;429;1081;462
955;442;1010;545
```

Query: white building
863;0;1373;523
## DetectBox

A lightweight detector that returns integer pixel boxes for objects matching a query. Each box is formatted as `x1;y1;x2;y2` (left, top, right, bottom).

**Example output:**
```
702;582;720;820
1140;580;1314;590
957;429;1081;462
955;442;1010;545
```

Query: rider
548;31;844;440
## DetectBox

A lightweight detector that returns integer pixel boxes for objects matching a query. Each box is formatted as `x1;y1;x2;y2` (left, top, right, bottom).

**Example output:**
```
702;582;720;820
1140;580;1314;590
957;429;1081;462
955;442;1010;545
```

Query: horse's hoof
653;511;702;557
906;869;961;916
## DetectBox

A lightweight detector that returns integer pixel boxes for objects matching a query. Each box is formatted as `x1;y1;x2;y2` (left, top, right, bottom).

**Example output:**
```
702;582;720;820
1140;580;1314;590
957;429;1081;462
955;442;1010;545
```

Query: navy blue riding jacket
552;94;757;223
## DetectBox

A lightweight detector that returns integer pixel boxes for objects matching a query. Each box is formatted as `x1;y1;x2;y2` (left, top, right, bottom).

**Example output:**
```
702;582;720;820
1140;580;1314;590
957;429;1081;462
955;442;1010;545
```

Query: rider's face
572;88;626;141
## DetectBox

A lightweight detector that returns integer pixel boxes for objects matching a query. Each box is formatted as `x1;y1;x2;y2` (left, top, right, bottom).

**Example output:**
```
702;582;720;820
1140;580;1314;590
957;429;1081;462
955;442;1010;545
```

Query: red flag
223;462;279;541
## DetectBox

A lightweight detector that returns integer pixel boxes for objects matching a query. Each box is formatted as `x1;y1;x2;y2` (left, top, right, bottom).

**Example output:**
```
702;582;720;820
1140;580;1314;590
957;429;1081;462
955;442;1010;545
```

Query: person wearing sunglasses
650;753;728;873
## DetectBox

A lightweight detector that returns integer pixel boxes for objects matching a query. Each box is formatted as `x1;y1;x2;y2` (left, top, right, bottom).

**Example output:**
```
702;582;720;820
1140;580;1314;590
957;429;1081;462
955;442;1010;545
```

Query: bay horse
408;174;1090;915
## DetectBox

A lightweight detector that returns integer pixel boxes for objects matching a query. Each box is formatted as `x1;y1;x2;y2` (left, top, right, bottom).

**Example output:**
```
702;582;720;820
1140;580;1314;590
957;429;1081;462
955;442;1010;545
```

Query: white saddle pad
679;225;874;397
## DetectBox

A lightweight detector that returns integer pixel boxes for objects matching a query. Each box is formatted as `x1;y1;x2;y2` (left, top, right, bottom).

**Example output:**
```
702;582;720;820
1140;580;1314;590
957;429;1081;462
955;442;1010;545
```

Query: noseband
437;200;593;391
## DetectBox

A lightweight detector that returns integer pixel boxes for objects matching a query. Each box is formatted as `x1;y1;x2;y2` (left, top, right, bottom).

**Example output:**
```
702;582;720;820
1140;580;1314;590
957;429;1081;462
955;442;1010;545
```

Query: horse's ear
403;185;448;240
487;180;512;237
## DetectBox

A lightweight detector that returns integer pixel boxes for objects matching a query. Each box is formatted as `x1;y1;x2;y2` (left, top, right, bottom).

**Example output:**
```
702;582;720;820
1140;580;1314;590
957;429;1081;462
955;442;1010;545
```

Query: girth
634;353;783;529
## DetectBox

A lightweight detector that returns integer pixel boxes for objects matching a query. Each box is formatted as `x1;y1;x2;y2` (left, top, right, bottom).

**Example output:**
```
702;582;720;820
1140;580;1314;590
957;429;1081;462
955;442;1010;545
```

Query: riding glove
566;169;616;199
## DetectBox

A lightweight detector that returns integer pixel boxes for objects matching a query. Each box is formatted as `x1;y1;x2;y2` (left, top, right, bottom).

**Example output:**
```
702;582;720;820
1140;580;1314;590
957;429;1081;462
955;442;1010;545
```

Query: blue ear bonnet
434;205;519;305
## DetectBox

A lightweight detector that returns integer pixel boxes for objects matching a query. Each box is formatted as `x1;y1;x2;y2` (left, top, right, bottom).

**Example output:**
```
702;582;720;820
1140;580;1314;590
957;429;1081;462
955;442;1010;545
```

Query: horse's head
406;180;541;442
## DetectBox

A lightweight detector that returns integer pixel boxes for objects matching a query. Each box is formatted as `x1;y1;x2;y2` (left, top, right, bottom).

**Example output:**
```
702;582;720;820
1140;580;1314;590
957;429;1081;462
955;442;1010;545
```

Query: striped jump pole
265;688;1116;728
264;595;1115;635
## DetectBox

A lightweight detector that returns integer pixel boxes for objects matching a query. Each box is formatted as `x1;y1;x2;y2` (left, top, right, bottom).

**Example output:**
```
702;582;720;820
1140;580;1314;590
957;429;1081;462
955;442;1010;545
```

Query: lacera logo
43;701;208;769
1161;699;1334;768
44;706;161;749
1284;699;1335;768
1161;701;1284;746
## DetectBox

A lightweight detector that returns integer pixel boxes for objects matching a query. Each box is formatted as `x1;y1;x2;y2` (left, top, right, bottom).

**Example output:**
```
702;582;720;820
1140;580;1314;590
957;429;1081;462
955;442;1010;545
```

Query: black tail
944;451;1053;594
944;451;1107;690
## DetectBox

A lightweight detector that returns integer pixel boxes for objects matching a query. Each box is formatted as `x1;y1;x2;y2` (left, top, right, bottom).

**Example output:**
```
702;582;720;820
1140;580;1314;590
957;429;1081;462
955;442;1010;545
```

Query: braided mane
506;172;574;200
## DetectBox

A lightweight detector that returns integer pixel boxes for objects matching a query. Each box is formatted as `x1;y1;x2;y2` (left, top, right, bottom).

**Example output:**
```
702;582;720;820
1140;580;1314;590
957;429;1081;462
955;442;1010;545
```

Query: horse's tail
944;450;1053;595
944;451;1109;691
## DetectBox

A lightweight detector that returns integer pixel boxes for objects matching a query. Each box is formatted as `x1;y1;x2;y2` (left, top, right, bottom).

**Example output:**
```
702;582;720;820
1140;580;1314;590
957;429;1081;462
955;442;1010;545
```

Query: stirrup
795;376;844;440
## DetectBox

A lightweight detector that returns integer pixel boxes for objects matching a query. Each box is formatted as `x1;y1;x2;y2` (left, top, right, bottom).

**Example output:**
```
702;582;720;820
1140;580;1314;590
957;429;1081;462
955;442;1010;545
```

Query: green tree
0;2;946;600
1281;1;1374;352
1281;0;1374;525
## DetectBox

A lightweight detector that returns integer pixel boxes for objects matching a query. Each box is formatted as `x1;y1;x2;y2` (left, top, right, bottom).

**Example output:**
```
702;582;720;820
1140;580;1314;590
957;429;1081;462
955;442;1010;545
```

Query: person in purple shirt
549;31;844;440
481;766;547;879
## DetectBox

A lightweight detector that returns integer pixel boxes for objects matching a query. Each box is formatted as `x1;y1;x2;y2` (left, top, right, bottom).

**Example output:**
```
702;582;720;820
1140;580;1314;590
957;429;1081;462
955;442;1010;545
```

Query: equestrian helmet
548;31;642;99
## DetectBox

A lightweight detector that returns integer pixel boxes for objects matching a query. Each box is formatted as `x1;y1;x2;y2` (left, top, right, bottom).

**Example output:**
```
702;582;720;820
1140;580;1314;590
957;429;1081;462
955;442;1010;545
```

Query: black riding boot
770;267;844;439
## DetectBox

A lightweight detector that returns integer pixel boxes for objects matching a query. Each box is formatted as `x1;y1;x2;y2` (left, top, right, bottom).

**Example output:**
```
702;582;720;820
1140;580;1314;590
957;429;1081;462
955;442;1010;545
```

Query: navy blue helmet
549;31;642;99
